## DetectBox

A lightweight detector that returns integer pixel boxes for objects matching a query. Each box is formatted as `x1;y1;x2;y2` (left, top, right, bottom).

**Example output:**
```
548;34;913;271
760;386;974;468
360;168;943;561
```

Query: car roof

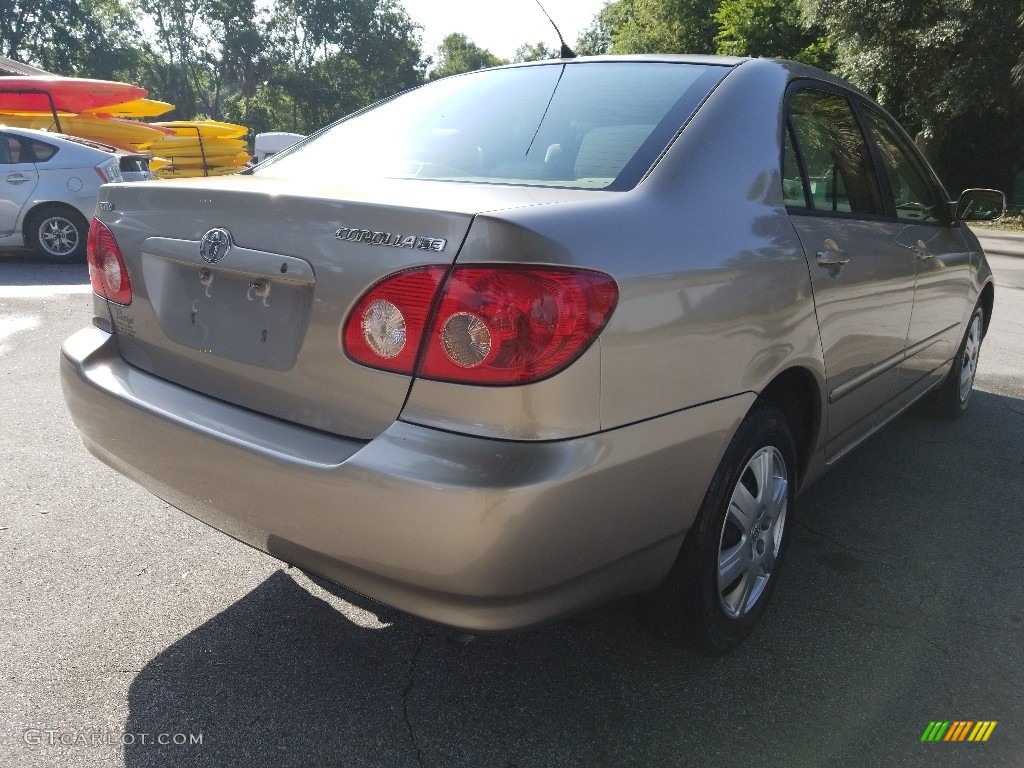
485;54;867;99
491;53;750;71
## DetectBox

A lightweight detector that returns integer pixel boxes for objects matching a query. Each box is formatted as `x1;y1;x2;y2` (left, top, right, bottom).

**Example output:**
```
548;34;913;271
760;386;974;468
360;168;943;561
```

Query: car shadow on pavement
0;249;88;284
123;390;1024;768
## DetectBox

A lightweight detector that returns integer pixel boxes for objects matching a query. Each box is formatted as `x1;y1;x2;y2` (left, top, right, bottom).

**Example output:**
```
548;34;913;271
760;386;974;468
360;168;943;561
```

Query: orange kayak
0;76;147;114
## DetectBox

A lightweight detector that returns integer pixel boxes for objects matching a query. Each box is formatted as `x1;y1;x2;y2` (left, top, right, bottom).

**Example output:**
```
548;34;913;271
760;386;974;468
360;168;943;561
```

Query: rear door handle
6;174;31;185
913;240;934;261
815;250;850;266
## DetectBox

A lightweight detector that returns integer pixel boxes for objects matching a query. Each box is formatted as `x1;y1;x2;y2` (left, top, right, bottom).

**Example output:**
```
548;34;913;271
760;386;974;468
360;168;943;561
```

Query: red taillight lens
343;267;447;375
86;218;132;305
342;265;618;385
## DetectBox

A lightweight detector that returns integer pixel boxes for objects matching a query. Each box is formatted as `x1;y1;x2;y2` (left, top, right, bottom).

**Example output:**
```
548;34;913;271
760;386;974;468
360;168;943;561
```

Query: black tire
27;205;89;263
924;304;984;419
651;403;797;654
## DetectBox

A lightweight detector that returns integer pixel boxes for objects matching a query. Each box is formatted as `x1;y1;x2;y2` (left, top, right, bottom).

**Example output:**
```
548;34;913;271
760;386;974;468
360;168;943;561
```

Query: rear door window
782;124;809;207
0;135;57;164
787;89;883;216
26;139;58;162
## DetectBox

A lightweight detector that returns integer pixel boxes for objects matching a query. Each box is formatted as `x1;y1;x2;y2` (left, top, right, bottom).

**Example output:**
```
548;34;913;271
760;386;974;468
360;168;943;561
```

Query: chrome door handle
913;240;934;260
815;250;850;267
5;175;31;185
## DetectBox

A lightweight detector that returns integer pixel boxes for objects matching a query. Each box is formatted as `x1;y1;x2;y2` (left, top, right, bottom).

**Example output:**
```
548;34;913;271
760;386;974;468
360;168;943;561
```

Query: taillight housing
94;158;122;183
86;218;132;305
343;265;618;385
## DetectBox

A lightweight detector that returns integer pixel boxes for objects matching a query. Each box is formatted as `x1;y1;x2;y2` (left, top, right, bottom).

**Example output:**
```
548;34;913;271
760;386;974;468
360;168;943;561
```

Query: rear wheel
925;304;984;418
652;403;796;654
28;205;89;263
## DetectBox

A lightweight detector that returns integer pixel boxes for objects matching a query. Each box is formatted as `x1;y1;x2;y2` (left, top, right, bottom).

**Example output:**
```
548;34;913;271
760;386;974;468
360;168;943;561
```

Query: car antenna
533;0;576;58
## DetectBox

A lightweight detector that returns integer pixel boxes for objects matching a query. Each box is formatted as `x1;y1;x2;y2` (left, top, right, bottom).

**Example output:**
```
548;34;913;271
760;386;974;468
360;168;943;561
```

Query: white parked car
0;125;151;261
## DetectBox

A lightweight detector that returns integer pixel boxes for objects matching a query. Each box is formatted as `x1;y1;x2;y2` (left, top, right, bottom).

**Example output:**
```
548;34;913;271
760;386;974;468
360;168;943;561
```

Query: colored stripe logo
921;721;997;742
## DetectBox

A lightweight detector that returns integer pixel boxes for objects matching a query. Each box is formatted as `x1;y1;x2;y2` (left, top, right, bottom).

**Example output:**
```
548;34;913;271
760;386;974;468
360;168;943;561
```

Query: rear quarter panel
598;59;823;430
406;60;824;436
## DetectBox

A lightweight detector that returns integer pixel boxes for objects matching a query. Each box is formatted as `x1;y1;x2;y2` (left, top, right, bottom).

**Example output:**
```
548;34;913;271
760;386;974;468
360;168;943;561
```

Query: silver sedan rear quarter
61;56;998;653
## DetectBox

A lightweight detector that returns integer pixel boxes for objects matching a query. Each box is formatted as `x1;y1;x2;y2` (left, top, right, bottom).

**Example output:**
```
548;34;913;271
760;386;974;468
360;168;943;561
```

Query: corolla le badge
200;228;233;263
335;226;447;253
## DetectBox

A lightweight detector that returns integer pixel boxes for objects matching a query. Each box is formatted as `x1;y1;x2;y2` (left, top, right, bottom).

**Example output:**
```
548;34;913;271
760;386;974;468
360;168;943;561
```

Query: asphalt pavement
974;228;1024;258
1;249;1022;768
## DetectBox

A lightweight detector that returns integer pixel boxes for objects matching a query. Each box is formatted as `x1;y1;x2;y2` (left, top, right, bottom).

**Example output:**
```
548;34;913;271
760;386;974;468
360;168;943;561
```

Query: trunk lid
96;174;535;439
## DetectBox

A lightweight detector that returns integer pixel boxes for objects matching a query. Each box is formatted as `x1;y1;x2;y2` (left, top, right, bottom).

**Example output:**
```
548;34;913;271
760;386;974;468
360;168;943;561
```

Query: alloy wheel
38;216;80;257
959;313;982;404
717;446;788;619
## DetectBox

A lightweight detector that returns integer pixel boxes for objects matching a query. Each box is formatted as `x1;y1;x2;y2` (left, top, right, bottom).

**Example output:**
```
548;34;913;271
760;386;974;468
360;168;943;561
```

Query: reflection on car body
61;56;1001;653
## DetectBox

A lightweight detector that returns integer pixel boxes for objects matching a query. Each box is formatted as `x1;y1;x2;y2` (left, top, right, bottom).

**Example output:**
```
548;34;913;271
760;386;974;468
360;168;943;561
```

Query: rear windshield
119;156;149;173
258;62;728;190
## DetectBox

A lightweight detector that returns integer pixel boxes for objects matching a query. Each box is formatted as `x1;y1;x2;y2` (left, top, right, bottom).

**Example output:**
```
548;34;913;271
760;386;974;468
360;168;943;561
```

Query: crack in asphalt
402;633;427;768
794;602;953;658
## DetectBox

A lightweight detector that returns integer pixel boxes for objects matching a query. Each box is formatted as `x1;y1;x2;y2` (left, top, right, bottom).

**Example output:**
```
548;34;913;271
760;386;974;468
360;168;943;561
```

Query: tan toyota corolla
61;56;1002;653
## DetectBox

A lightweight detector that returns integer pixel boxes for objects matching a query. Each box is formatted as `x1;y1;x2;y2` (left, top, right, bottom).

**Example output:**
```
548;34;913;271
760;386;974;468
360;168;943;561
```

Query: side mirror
954;188;1006;221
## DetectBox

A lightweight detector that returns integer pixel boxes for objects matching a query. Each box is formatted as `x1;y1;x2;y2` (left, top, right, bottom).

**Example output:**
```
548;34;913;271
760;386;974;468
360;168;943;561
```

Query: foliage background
2;0;1021;197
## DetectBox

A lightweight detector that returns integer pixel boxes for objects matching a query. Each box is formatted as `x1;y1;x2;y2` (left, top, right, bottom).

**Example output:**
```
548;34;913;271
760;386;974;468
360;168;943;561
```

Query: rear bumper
60;327;750;631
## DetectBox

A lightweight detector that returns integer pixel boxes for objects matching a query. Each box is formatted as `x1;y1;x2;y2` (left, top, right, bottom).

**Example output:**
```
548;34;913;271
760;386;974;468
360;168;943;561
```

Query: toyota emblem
200;228;233;263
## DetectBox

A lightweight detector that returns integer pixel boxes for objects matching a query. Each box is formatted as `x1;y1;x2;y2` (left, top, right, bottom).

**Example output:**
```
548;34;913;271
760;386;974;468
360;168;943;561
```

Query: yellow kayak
0;109;76;118
0;113;172;151
156;165;244;179
84;98;175;119
158;152;251;169
143;137;248;155
152;120;247;139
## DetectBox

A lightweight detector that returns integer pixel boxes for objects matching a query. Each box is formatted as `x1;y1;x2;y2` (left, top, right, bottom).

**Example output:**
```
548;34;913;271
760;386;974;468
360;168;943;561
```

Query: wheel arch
21;200;89;246
978;280;994;337
753;366;822;490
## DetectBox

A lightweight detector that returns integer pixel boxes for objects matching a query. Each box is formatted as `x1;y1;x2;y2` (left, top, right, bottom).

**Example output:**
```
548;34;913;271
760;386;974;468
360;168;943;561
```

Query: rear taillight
95;158;122;183
86;218;132;305
343;265;618;385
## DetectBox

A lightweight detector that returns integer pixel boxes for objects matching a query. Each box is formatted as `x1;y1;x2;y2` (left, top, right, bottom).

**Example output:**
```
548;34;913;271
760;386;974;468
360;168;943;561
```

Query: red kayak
0;76;147;114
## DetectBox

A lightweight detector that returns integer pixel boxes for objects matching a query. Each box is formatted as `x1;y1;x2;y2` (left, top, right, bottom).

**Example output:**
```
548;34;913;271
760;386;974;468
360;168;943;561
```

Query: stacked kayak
0;77;170;152
145;121;251;178
0;113;173;151
0;76;146;113
0;76;252;177
85;98;175;119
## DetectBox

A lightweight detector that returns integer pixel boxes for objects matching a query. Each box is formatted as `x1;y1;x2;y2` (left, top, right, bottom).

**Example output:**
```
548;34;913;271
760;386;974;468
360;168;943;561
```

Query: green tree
0;0;151;81
268;0;424;131
714;0;832;68
132;0;211;117
610;0;720;54
808;0;1024;194
428;33;506;80
575;0;635;55
513;41;557;63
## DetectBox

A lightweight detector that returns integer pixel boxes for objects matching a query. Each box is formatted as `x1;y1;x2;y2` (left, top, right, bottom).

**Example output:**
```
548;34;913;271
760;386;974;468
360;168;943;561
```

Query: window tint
788;90;883;216
0;136;56;164
261;62;728;190
862;106;943;222
782;123;809;207
2;135;24;164
27;139;57;162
